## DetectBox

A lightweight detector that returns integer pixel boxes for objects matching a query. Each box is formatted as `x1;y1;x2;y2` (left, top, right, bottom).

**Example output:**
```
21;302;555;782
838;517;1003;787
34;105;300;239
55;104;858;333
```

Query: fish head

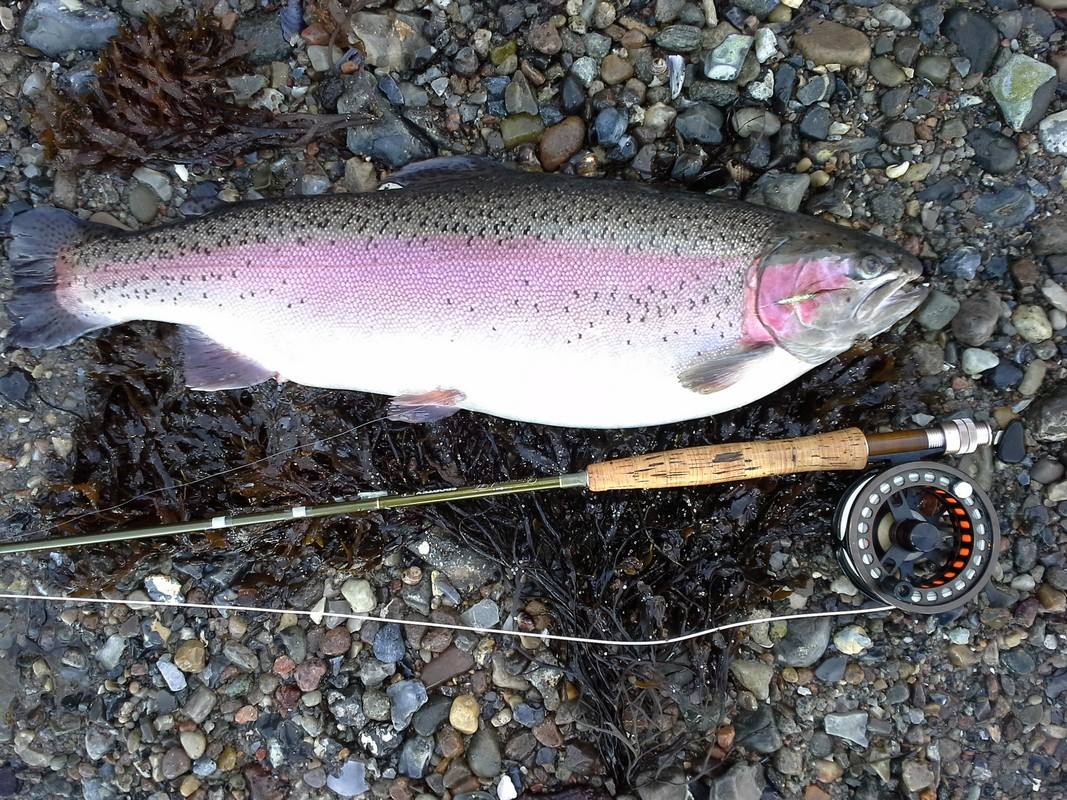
752;223;927;363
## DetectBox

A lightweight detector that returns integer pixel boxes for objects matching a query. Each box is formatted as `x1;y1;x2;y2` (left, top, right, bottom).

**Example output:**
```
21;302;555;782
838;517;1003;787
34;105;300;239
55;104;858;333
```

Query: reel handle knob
586;429;870;492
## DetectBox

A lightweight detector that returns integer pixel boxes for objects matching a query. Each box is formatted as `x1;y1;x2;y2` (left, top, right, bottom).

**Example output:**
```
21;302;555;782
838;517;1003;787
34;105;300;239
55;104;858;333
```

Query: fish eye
856;254;888;279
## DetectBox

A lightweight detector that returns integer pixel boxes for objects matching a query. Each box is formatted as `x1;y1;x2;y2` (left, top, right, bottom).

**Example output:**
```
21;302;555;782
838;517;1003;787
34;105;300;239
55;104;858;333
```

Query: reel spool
834;461;999;614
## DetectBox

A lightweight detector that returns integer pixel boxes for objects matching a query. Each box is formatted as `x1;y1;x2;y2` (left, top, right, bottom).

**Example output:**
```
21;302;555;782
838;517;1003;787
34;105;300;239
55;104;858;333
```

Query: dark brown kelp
33;14;367;167
1;320;911;785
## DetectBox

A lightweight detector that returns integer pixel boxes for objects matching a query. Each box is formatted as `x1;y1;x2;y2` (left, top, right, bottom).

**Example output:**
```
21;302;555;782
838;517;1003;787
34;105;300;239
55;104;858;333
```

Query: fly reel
834;461;999;614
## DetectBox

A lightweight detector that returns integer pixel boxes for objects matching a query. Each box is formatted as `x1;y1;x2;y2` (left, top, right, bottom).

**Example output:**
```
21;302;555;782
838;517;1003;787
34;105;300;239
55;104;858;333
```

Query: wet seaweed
2;322;915;785
33;14;367;168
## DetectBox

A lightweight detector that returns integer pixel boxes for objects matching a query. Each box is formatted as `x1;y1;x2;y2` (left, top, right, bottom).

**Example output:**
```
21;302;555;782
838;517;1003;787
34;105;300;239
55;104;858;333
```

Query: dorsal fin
381;156;518;191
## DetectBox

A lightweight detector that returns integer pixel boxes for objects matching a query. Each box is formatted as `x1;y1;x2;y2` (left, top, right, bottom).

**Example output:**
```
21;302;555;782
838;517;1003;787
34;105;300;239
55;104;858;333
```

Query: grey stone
704;35;753;81
362;690;391;722
824;711;869;747
346;109;432;169
359;658;396;687
990;54;1058;130
222;641;258;672
351;12;428;72
405;529;498;591
387;680;428;730
234;12;291;65
505;72;538;116
413;695;452;736
962;348;999;375
1040;110;1067;156
373;623;405;663
161;746;191;780
799;106;831;140
774;617;831;667
183;687;217;724
883;120;916;146
459;599;500;629
707;762;765;800
870;57;907;87
967;129;1019;175
19;0;119;56
916;55;951;84
796;75;832;106
655;24;702;52
326;760;369;798
84;728;115;761
902;760;936;792
734;704;782;753
635;767;688;800
952;291;1001;346
128;183;159;225
157;660;187;692
467;727;502;778
96;635;126;671
916;290;960;330
729;660;774;701
747;172;810;213
974;187;1036;228
328;690;367;728
675;104;724;145
341;578;376;614
398;735;433;779
1001;648;1036;674
941;8;1000;74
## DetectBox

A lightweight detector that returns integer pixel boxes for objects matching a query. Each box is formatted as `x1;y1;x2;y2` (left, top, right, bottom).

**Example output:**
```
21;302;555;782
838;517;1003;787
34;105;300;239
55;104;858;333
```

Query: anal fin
180;327;274;391
387;389;466;423
678;344;775;394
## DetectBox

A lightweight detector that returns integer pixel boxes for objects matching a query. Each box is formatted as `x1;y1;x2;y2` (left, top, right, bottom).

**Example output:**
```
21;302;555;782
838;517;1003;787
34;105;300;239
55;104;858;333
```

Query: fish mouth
856;273;929;330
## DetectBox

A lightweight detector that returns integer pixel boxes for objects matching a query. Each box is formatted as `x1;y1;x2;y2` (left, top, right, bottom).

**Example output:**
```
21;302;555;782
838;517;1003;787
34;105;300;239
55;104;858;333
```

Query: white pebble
886;161;911;179
497;776;518;800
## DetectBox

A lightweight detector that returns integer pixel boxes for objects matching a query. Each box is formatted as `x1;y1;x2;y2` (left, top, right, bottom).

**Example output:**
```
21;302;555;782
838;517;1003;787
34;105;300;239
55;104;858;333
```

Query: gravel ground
0;0;1066;798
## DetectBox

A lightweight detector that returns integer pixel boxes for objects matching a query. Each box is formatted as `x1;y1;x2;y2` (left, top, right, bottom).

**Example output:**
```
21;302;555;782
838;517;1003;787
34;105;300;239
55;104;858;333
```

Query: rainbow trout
5;158;925;428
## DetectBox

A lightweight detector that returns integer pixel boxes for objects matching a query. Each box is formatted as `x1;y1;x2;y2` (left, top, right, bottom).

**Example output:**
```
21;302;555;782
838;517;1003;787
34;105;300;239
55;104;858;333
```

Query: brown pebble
600;53;634;85
301;23;330;45
273;655;296;677
1011;259;1039;286
436;726;464;759
804;786;832;800
539;116;586;171
274;684;302;711
295;659;327;692
235;704;259;724
320;627;352;657
1037;584;1067;613
532;719;563;747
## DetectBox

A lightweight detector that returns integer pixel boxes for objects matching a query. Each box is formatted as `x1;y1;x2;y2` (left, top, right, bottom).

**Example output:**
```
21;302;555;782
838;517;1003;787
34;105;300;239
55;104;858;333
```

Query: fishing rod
0;417;1024;613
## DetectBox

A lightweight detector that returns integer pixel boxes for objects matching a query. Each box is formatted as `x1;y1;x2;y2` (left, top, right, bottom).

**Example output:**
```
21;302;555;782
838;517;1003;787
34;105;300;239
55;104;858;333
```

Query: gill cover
753;227;926;363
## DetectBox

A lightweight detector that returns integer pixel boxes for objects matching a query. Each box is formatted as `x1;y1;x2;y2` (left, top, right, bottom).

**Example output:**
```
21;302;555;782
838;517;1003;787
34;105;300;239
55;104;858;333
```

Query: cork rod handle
586;429;870;492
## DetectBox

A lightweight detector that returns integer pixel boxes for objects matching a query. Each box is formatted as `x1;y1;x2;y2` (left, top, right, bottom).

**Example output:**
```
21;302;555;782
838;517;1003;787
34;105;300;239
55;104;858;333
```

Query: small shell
726;159;755;184
885;161;911;179
667;54;685;99
651;57;668;79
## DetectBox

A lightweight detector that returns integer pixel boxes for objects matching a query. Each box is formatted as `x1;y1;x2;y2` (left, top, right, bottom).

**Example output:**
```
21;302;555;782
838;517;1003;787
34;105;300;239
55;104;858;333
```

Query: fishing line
0;591;895;648
1;414;389;537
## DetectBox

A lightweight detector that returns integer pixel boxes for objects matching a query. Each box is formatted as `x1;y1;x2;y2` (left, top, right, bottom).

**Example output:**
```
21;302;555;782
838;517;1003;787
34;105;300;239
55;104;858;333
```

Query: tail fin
4;207;114;349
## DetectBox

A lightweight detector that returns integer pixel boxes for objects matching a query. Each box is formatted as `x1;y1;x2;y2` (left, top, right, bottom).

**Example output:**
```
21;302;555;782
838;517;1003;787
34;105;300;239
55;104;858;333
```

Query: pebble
326;760;369;798
162;746;192;780
796;75;832;106
794;20;871;66
594;107;628;146
915;55;951;84
183;687;216;724
655;24;702;52
157;660;188;692
1039;110;1067;156
799;106;831;140
902;760;936;792
398;735;433;779
824;711;869;747
351;11;427;72
675;104;724;145
96;635;126;670
870;57;907;88
941;8;1000;74
990;54;1058;130
387;680;428;730
706;762;765;800
704;35;753;81
775;618;831;667
747;173;810;213
340;578;375;614
952;292;1001;346
128;183;160;224
460;599;501;629
729;660;774;701
373;623;405;662
84;728;114;761
19;0;120;56
180;730;206;760
967;129;1020;175
962;348;999;375
1012;305;1053;343
504;72;538;115
538;117;585;171
833;626;873;655
450;694;480;734
468;727;503;778
601;54;634;86
917;290;960;330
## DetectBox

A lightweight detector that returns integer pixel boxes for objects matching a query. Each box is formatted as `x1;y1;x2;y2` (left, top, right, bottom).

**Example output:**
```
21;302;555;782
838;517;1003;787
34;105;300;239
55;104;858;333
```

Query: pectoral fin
678;344;775;394
180;327;274;390
387;389;466;423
